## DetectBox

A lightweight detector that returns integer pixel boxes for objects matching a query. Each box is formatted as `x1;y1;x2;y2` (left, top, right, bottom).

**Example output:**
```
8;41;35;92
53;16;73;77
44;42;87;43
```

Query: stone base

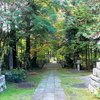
96;62;100;69
90;78;100;88
89;74;100;94
0;75;6;92
93;68;100;78
90;75;100;82
89;60;100;94
88;84;98;94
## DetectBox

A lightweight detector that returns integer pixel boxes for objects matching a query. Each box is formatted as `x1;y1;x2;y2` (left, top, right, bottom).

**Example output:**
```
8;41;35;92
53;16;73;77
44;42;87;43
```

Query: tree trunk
33;51;37;64
86;46;88;68
26;35;30;57
25;35;30;69
87;45;90;69
9;49;13;69
13;43;17;69
90;45;93;67
73;52;76;69
94;48;97;68
9;30;17;69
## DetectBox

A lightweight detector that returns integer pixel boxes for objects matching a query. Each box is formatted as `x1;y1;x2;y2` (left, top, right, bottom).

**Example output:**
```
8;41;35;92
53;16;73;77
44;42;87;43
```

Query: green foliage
33;14;56;33
0;0;58;70
37;51;46;61
64;55;74;68
5;68;27;83
55;0;100;67
1;0;99;70
0;69;44;100
0;57;3;63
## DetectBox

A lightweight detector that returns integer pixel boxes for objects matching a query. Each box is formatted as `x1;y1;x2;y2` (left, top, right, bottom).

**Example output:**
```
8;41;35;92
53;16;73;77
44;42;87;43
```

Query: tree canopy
0;0;100;70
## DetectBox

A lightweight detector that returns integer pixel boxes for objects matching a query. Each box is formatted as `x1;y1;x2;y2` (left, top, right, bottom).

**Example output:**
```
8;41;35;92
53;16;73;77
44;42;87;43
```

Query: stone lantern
76;60;81;70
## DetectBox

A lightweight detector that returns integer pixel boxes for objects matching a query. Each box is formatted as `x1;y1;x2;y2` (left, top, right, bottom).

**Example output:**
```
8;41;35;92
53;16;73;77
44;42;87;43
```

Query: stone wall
0;75;6;92
88;61;100;94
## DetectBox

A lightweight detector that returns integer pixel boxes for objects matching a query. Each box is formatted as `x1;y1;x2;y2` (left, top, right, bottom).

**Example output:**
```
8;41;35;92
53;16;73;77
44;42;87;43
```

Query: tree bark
86;46;88;68
9;30;17;69
25;35;30;69
9;49;13;69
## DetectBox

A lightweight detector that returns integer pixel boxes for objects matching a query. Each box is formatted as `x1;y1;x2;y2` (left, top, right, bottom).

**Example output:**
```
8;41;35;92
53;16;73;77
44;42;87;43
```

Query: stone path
32;63;67;100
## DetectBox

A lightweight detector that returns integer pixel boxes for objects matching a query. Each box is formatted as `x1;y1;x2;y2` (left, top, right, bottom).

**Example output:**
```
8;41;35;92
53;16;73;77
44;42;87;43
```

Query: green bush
5;68;27;83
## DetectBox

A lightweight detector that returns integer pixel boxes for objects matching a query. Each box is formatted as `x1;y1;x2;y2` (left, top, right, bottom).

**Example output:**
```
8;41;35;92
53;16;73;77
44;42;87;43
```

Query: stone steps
88;60;100;94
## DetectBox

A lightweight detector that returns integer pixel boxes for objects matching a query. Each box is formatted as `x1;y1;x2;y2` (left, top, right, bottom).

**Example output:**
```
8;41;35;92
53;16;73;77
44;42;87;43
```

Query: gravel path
79;75;90;87
66;69;90;87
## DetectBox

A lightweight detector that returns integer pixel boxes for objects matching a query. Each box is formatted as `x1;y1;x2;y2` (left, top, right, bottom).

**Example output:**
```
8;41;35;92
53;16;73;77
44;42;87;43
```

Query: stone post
76;60;81;70
0;59;7;92
0;75;7;92
88;58;100;94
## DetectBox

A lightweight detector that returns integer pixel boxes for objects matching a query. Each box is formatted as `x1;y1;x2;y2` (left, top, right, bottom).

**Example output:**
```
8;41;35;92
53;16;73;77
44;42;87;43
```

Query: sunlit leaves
62;0;100;39
33;15;56;33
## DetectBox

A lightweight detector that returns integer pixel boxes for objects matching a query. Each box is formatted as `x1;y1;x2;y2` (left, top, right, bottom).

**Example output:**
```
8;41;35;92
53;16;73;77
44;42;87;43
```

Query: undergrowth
0;69;45;100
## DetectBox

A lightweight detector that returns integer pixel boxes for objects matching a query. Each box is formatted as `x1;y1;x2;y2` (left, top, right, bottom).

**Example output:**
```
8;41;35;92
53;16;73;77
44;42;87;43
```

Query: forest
0;0;100;100
0;0;100;70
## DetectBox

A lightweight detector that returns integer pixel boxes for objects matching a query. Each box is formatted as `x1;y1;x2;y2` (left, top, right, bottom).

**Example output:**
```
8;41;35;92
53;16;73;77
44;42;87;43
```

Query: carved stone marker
88;58;100;94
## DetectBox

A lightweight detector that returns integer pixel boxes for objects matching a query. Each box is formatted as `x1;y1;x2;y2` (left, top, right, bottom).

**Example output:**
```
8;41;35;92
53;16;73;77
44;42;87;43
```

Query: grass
1;67;100;100
57;68;91;76
57;68;100;100
0;69;45;100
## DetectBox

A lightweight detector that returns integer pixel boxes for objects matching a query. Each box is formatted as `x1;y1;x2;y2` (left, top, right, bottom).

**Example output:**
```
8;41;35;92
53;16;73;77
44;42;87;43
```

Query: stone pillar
88;58;100;94
0;62;7;92
76;60;81;70
0;75;7;92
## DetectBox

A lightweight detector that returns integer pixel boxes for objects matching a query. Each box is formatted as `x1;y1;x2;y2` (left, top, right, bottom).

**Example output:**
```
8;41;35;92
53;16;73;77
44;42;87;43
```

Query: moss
57;69;99;100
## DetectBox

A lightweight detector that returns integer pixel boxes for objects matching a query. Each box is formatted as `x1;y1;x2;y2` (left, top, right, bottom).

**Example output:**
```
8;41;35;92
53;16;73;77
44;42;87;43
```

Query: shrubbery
5;68;27;83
